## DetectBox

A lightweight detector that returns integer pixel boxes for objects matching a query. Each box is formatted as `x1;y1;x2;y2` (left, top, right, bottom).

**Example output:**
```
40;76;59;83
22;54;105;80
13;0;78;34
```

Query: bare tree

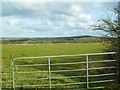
91;3;120;83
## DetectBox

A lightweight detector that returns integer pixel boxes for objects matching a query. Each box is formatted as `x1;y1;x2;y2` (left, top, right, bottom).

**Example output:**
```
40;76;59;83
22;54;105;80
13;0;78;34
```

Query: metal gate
11;52;117;89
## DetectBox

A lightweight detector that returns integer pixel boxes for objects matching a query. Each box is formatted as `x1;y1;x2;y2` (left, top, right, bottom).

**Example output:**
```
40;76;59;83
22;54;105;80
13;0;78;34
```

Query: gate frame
11;52;117;89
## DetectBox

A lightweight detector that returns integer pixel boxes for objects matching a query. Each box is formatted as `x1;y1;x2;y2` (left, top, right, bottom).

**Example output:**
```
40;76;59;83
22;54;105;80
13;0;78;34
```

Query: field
2;43;116;89
2;43;105;64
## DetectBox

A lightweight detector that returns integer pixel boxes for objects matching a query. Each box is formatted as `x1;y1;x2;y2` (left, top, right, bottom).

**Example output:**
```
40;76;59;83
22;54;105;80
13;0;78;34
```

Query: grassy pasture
2;43;104;64
2;43;116;89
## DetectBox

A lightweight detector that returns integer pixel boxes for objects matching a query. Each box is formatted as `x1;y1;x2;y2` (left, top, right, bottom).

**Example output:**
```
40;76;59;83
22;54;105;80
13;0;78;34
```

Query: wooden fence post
118;1;120;84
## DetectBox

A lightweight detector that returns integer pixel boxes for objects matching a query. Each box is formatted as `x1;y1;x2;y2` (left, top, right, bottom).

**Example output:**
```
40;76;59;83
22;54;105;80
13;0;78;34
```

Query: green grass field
2;43;116;89
2;43;104;64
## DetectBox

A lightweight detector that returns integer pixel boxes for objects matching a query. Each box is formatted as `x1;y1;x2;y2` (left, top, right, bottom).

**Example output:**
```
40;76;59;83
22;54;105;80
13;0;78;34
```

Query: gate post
117;1;120;84
117;37;120;84
86;55;89;89
11;59;15;89
48;57;52;88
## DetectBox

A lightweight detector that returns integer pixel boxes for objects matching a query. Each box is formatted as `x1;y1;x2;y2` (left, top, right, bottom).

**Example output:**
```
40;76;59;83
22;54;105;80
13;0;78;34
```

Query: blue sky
1;1;118;37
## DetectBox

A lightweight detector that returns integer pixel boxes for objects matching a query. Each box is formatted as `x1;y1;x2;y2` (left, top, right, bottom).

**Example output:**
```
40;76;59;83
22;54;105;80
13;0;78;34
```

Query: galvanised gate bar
9;52;117;89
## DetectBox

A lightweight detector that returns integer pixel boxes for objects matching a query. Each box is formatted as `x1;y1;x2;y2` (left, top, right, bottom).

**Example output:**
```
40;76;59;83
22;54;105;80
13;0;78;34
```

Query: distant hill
1;35;93;39
1;35;107;44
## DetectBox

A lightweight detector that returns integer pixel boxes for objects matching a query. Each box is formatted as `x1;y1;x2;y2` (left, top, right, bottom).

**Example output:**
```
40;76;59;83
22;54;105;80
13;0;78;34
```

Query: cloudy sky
1;1;118;37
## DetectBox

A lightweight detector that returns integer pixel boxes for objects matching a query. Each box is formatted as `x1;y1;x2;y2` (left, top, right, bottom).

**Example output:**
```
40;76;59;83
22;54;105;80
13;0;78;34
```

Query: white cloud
78;23;88;28
2;2;116;37
67;21;75;28
8;18;22;26
78;14;91;22
4;0;54;3
70;5;82;15
64;32;69;35
3;0;119;2
67;16;76;22
3;2;94;34
24;29;35;33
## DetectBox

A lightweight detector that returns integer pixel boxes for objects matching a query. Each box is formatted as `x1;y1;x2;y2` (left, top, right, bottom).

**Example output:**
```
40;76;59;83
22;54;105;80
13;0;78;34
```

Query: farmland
1;38;116;89
2;43;105;64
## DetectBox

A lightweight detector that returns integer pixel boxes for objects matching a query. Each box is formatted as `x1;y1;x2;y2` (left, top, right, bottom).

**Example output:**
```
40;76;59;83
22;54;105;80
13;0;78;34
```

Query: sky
1;1;118;37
